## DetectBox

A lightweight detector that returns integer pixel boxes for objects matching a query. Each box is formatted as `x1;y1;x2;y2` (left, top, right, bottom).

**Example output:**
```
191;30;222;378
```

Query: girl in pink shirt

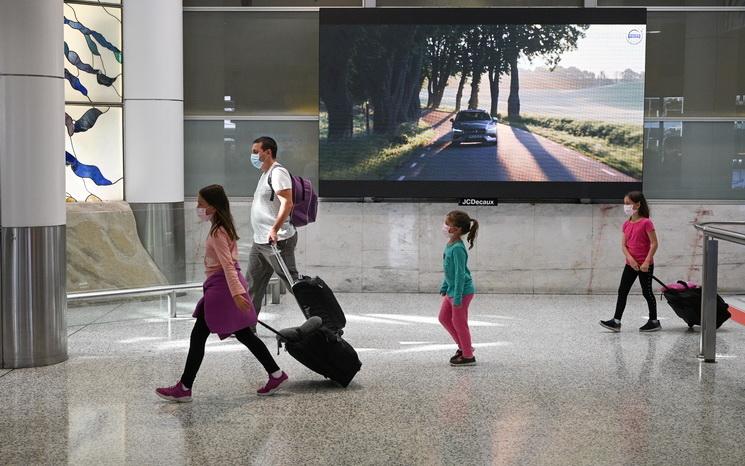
600;191;661;333
156;185;288;402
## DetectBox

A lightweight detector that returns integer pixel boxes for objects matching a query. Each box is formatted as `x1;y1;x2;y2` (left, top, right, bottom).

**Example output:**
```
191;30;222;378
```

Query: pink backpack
268;165;318;227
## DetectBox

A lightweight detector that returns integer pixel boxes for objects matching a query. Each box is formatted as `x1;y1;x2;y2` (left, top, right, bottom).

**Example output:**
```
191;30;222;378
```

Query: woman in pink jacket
156;185;288;402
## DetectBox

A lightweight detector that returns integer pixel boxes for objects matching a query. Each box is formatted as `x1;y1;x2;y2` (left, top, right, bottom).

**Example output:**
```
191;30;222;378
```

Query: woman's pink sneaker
155;381;192;402
257;372;288;396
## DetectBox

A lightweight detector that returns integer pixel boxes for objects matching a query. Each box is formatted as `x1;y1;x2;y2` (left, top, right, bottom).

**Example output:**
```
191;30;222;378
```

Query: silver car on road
450;109;498;146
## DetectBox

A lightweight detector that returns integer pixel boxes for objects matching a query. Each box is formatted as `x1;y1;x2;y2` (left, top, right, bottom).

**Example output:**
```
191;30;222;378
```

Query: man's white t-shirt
251;162;296;244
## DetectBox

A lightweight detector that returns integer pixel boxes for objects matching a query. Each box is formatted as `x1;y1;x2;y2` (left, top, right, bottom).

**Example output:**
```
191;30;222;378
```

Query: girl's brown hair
199;184;240;241
447;210;479;249
626;191;650;218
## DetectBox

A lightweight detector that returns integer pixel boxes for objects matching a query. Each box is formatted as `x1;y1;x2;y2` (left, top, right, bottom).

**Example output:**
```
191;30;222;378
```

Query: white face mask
623;204;636;216
442;223;453;237
197;207;212;222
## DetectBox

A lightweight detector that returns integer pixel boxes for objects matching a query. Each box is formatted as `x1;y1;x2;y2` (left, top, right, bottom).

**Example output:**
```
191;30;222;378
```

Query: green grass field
503;114;643;179
320;113;435;180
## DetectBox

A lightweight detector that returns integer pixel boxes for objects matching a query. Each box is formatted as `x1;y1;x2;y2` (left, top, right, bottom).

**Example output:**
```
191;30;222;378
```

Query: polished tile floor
2;292;745;465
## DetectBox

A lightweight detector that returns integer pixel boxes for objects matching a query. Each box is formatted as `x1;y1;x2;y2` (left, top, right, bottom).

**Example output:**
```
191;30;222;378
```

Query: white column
0;0;65;227
0;0;67;368
123;0;185;285
123;0;184;203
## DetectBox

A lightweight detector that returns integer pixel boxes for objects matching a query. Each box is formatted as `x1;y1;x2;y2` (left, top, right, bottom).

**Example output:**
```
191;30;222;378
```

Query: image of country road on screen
320;23;645;183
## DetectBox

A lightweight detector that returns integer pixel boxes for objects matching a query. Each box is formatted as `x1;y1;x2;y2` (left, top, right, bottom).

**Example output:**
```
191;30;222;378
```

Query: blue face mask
250;152;262;170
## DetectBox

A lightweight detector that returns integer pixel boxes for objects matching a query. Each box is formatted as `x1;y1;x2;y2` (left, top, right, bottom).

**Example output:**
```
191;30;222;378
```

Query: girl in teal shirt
439;210;479;366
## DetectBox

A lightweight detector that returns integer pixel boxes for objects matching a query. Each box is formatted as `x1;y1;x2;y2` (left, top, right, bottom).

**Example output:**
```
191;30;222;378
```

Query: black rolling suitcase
257;317;361;387
653;276;731;329
265;245;361;386
270;244;346;333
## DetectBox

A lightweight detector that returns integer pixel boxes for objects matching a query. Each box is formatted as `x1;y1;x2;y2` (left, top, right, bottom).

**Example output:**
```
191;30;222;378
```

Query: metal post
272;280;281;304
700;236;718;363
169;290;177;318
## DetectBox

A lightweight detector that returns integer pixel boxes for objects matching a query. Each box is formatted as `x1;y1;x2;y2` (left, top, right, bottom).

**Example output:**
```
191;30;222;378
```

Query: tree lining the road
320;23;589;140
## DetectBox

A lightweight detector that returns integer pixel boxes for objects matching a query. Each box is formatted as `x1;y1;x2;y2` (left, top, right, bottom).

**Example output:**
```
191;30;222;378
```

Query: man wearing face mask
246;136;299;322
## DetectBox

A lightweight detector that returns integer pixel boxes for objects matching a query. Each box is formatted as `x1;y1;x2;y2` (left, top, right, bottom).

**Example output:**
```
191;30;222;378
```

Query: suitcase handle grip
270;242;297;288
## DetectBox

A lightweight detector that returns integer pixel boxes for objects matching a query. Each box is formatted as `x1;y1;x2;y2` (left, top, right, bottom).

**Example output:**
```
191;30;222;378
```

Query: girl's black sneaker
639;320;661;332
449;349;463;364
450;355;476;366
600;319;621;332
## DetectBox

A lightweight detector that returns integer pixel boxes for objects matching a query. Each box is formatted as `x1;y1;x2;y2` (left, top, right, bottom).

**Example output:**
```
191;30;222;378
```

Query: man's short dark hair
254;136;278;159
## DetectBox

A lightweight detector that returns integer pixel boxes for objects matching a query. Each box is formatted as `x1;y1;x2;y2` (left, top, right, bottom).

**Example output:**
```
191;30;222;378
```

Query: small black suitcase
653;276;731;329
271;244;346;333
258;321;362;387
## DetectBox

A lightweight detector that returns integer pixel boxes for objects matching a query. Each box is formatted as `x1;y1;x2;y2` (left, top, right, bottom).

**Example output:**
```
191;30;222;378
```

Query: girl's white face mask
442;223;453;237
623;204;636;216
197;207;212;222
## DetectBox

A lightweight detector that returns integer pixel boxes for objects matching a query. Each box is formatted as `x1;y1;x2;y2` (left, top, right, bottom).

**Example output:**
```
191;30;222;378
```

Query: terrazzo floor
2;292;745;465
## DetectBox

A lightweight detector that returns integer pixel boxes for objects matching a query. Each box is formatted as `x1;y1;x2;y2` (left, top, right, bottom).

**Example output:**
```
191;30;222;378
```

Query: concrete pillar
0;0;67;368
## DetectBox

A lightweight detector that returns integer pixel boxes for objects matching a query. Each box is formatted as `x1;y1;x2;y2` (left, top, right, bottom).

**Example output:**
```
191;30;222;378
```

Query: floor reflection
2;293;745;465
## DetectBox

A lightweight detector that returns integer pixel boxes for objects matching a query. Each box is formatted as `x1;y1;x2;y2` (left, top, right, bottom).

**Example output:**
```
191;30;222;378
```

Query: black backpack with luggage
262;244;361;387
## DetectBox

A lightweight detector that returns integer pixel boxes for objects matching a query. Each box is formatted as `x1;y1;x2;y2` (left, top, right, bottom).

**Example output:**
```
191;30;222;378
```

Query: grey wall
185;201;745;294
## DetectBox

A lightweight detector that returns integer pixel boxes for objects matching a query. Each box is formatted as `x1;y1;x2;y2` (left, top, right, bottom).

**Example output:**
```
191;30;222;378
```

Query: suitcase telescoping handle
652;275;693;292
652;275;670;290
270;242;297;288
256;319;284;355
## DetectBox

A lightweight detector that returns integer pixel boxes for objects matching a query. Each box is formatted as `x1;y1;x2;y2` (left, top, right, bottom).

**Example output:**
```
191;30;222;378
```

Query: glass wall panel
183;11;319;116
645;12;745;118
643;121;745;199
185;120;319;197
184;0;360;6
377;0;582;5
600;1;745;6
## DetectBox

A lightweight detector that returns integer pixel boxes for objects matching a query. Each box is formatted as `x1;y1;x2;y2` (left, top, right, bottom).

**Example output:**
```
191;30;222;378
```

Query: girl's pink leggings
438;294;475;358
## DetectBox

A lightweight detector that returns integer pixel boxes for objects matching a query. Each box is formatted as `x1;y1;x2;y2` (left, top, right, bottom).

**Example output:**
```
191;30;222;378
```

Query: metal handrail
694;221;745;247
693;221;745;363
67;283;202;318
67;283;202;301
66;277;283;318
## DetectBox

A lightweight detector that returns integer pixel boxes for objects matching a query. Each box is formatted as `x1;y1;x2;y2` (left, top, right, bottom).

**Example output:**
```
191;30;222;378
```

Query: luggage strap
256;319;285;355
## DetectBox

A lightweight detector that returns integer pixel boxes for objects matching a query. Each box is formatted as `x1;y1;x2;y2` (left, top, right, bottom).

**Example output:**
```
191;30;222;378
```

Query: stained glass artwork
64;68;88;96
64;1;123;202
63;4;121;103
64;106;123;202
73;108;104;133
66;151;114;186
65;17;123;64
